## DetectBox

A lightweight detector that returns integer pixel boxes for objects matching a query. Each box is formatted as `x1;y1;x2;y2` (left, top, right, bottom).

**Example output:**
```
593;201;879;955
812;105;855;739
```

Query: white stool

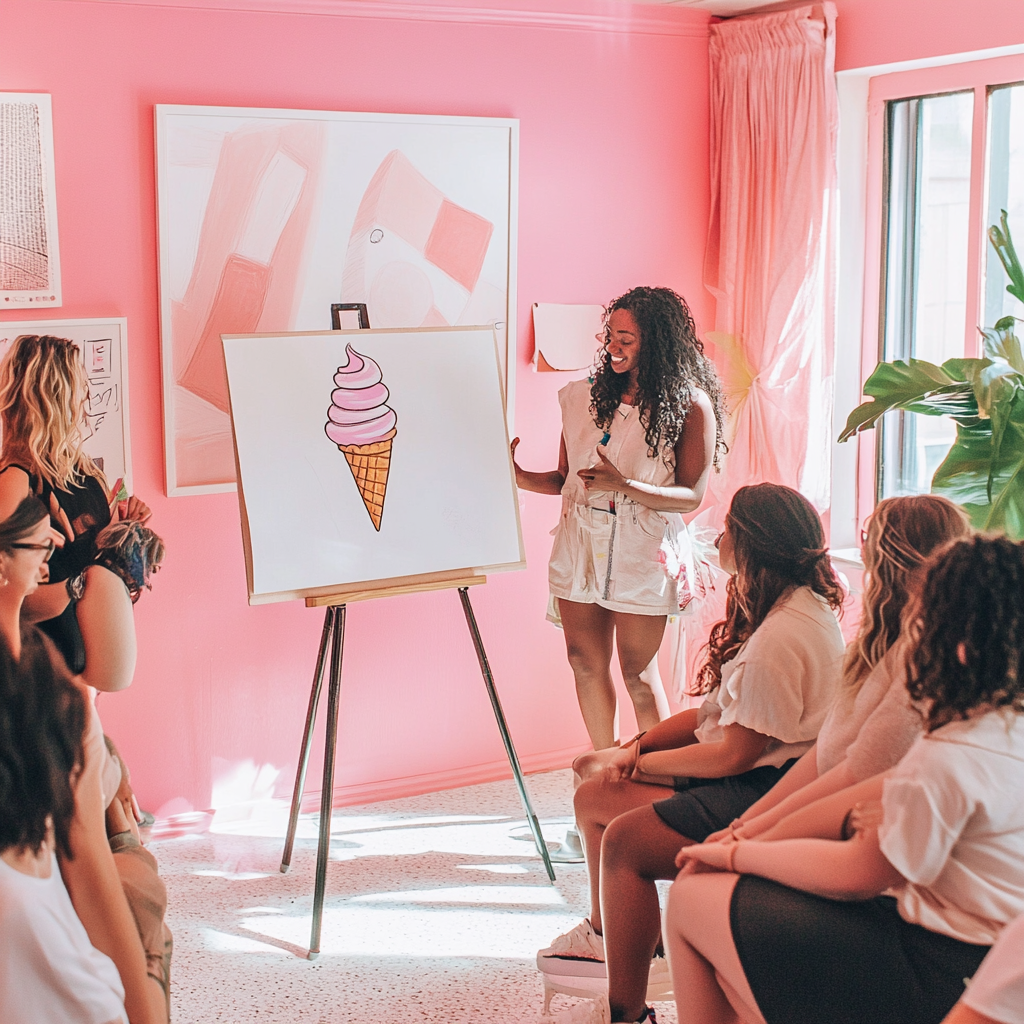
539;960;673;1015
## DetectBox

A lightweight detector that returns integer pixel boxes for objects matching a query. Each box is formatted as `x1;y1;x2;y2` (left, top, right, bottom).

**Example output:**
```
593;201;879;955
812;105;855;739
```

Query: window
862;56;1024;507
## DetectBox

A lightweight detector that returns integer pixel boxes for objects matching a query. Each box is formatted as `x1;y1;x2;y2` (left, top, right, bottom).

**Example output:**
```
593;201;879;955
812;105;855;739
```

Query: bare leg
666;872;767;1024
601;805;690;1023
559;600;618;750
77;564;137;693
574;775;675;932
613;612;670;732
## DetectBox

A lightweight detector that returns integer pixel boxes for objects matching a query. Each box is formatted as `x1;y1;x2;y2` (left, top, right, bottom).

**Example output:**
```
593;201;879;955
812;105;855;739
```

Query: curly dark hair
589;287;726;466
0;627;86;859
906;535;1024;732
691;483;844;695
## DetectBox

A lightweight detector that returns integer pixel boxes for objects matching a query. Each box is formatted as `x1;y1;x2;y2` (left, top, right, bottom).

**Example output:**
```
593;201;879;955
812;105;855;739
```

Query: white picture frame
0;318;133;492
0;93;62;309
223;326;524;604
155;104;519;497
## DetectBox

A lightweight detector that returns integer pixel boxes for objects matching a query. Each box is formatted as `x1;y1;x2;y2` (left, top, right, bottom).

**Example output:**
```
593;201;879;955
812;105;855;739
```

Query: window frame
842;52;1024;543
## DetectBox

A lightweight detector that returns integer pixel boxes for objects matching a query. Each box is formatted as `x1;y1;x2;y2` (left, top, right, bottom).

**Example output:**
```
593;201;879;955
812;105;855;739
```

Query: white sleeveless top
548;378;694;616
0;852;127;1024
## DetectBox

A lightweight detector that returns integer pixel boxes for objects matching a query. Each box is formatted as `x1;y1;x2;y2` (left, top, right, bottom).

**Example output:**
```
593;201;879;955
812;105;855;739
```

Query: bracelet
725;840;741;873
65;572;86;604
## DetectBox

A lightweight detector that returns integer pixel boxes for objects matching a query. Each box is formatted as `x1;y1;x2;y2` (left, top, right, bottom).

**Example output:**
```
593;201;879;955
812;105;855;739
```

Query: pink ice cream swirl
324;344;398;446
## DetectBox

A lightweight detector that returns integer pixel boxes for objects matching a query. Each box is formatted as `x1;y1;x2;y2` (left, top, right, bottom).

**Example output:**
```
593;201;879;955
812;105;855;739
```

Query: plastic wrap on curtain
671;3;839;702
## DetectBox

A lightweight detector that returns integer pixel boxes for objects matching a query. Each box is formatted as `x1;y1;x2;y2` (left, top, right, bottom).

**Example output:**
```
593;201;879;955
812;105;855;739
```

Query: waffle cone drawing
338;428;396;531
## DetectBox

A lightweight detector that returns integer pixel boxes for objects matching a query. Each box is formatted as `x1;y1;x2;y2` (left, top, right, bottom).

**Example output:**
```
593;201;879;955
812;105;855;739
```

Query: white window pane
985;82;1024;327
880;91;972;499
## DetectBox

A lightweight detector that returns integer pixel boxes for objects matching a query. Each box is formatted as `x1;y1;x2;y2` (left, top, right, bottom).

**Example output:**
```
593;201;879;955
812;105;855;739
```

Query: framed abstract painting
155;104;518;495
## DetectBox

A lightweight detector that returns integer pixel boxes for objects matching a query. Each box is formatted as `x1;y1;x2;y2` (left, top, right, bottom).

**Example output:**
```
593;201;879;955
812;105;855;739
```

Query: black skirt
651;760;796;841
730;877;991;1024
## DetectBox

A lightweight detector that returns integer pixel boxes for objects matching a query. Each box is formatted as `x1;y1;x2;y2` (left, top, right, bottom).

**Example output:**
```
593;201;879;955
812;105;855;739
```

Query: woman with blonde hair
710;494;971;845
0;335;161;692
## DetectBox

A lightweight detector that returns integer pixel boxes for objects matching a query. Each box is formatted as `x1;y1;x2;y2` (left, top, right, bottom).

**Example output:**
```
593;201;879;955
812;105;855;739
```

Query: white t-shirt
963;911;1024;1024
694;586;845;768
879;709;1024;944
0;851;127;1024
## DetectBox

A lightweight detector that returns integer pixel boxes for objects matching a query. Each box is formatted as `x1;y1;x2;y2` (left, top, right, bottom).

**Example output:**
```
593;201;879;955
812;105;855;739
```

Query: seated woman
540;483;846;1023
0;628;128;1024
668;534;1024;1024
0;334;161;693
0;497;167;1024
714;494;970;844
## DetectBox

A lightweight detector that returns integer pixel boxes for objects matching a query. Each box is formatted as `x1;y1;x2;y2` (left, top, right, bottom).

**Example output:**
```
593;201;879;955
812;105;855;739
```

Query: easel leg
458;587;556;882
309;604;346;959
281;608;335;874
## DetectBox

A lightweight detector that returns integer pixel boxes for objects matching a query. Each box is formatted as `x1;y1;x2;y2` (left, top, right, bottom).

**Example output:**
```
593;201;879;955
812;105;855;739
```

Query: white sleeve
962;913;1024;1024
717;604;841;743
878;745;973;886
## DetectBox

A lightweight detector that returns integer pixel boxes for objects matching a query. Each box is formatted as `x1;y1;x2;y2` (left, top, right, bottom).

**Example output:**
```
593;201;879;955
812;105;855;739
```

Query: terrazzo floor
150;769;680;1024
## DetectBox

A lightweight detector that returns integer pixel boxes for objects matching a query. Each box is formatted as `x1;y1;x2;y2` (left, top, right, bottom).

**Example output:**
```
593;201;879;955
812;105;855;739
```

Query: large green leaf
931;389;1024;538
981;321;1024;373
838;359;975;441
835;360;970;440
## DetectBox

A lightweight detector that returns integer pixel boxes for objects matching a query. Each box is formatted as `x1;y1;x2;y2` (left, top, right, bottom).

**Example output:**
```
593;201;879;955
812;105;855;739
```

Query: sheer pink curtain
672;4;838;698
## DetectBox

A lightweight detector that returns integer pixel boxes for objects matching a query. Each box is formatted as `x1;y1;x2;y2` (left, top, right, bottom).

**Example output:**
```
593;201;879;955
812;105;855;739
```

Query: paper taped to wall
532;302;604;372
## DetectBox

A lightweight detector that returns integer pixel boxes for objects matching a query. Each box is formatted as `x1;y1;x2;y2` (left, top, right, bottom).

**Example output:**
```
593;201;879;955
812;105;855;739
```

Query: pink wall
833;0;1024;70
0;0;713;815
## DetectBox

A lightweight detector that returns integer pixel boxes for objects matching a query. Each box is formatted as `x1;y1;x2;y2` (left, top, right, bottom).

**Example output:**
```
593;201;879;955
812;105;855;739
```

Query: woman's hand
578;449;627;491
120;496;152;523
602;744;639;782
675;840;734;873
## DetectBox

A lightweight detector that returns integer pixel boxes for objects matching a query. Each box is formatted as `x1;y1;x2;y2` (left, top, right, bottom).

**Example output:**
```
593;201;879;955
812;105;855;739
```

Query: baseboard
297;743;591;813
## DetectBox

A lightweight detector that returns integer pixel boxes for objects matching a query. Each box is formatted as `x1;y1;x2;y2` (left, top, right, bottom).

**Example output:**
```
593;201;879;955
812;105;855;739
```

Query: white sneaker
538;919;606;976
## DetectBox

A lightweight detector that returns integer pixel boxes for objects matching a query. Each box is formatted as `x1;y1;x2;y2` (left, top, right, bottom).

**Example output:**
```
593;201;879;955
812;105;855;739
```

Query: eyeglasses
10;540;55;561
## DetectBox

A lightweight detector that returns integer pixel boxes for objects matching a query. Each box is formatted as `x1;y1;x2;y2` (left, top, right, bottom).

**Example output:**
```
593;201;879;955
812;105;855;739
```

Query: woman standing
513;287;725;750
0;334;155;692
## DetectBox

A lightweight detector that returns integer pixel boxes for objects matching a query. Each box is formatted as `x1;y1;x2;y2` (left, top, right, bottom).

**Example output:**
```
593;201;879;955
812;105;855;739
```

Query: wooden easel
278;574;556;959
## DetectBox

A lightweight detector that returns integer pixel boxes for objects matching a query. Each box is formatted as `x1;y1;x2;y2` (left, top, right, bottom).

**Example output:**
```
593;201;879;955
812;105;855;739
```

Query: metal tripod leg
280;608;334;874
309;604;346;959
458;587;555;882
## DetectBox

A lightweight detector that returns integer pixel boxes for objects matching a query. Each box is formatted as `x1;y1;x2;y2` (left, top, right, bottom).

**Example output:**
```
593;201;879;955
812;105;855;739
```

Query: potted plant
839;212;1024;540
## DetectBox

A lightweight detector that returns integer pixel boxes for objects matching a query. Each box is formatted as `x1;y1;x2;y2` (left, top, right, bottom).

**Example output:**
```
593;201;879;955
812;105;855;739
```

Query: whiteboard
0;318;133;492
223;326;525;604
155;105;518;496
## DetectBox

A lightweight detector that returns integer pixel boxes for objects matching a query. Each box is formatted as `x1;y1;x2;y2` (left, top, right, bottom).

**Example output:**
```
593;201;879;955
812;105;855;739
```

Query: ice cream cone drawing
325;345;398;531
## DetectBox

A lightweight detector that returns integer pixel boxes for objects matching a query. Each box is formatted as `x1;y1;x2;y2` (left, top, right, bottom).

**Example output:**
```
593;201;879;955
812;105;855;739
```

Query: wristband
65;572;86;604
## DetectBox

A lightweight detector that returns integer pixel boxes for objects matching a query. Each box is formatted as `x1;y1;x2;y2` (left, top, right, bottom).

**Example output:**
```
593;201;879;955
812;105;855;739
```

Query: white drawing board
0;318;133;491
155;104;518;496
223;326;525;604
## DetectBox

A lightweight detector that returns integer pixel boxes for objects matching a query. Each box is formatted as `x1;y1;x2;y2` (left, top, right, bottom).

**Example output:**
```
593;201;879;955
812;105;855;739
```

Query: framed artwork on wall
155;104;519;496
0;318;133;491
0;93;61;309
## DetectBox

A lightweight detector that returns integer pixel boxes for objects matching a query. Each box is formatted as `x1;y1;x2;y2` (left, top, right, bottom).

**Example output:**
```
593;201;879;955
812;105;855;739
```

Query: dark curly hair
906;535;1024;732
0;627;86;859
691;483;844;695
590;287;726;466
